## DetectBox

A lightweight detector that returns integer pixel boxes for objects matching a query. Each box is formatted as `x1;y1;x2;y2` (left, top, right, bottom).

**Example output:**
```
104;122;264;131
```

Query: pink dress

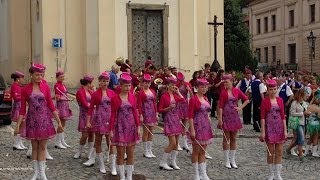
190;100;214;145
78;93;92;132
55;83;72;120
222;96;243;132
23;92;56;140
141;93;157;126
265;104;285;144
163;99;183;136
111;101;140;146
178;85;189;119
91;96;111;134
10;82;22;121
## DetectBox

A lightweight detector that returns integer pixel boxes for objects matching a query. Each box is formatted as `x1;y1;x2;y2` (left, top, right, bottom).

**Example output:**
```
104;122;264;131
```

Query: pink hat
196;78;209;86
166;75;177;84
99;72;110;80
31;63;46;73
120;73;132;84
55;70;64;77
15;71;25;78
266;79;277;87
177;72;185;81
222;74;233;81
83;75;94;82
143;74;152;82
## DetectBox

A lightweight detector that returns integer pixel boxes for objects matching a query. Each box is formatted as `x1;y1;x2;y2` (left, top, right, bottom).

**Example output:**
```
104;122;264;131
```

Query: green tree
224;0;257;72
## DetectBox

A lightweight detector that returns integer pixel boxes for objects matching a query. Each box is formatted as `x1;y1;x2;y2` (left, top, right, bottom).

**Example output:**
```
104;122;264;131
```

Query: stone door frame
126;3;169;68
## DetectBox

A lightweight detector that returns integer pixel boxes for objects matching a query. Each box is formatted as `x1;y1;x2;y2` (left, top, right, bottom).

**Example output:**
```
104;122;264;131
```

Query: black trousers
243;101;252;124
252;100;261;131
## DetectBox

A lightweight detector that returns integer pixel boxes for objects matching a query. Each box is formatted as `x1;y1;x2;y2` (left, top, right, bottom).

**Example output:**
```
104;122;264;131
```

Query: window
288;44;296;63
289;10;294;27
272;46;276;62
264;17;268;33
272;15;276;31
256;48;261;62
264;47;269;63
257;19;261;34
310;4;315;23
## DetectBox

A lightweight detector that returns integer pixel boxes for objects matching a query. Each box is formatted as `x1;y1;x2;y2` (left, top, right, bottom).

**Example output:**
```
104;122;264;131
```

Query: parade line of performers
9;59;320;180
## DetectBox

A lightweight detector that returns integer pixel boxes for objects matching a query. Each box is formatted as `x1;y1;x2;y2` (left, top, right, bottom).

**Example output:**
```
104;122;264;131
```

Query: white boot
143;142;152;158
83;148;96;167
224;150;231;169
87;142;94;159
110;154;117;175
177;143;183;151
182;135;190;152
312;145;320;157
205;154;213;159
18;135;27;150
31;160;40;180
97;153;106;173
26;143;32;159
169;150;180;170
38;161;48;180
199;162;209;180
290;148;298;156
45;147;53;160
267;164;274;180
13;134;24;150
193;163;200;180
230;150;238;169
61;132;71;148
55;133;66;149
147;141;156;158
159;153;173;170
274;164;283;180
74;144;84;159
126;165;134;180
118;165;125;180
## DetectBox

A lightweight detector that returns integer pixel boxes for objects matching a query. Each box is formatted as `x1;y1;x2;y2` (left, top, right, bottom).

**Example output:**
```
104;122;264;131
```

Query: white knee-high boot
118;165;125;180
110;154;117;175
199;162;209;180
126;165;134;180
230;150;238;169
38;161;48;180
31;160;40;180
159;153;173;170
224;150;231;169
83;148;96;166
193;163;200;180
267;164;274;180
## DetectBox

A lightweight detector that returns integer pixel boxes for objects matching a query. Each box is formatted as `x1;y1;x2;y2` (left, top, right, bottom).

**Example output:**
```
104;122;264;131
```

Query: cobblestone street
0;104;320;180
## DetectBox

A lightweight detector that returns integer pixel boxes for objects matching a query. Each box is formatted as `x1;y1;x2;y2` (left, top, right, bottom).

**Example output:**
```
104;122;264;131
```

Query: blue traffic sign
52;38;63;48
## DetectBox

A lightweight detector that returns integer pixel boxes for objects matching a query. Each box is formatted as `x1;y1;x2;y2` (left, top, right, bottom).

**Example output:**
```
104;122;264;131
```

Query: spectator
108;65;120;90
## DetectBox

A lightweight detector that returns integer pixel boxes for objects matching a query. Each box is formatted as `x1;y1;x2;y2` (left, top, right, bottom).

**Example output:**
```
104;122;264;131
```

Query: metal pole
214;16;217;62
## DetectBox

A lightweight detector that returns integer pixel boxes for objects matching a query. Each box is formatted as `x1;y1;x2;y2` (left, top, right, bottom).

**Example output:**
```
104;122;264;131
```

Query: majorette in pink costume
54;71;72;120
76;75;94;132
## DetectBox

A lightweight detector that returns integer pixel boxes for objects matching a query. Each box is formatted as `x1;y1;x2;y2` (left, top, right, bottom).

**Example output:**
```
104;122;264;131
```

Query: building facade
0;0;224;87
249;0;320;73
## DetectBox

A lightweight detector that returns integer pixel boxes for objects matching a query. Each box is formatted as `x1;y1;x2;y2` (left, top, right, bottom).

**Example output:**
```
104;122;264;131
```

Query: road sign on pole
52;38;63;48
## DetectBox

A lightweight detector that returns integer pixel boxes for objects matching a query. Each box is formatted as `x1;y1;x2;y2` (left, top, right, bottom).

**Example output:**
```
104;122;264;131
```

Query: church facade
0;0;224;87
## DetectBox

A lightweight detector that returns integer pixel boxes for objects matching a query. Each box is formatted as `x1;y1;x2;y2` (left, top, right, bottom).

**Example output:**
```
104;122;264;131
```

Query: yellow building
0;0;224;87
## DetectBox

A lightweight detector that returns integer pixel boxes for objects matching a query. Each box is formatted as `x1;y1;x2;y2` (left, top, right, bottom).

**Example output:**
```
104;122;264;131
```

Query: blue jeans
295;125;305;146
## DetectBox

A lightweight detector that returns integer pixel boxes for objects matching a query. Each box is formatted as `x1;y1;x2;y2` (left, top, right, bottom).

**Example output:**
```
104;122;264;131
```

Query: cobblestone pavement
1;104;320;180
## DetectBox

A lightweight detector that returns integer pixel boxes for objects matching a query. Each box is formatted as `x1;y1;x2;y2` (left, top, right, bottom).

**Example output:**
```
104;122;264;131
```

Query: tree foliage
224;0;257;72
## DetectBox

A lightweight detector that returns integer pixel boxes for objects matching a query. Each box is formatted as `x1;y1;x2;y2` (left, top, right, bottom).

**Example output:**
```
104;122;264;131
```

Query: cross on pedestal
208;15;223;72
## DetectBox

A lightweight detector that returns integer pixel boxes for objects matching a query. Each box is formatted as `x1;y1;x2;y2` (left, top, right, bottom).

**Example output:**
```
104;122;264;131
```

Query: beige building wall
0;0;224;87
249;0;320;73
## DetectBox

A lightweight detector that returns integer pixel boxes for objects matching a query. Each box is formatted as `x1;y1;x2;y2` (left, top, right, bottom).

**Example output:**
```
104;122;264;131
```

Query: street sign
52;38;63;48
